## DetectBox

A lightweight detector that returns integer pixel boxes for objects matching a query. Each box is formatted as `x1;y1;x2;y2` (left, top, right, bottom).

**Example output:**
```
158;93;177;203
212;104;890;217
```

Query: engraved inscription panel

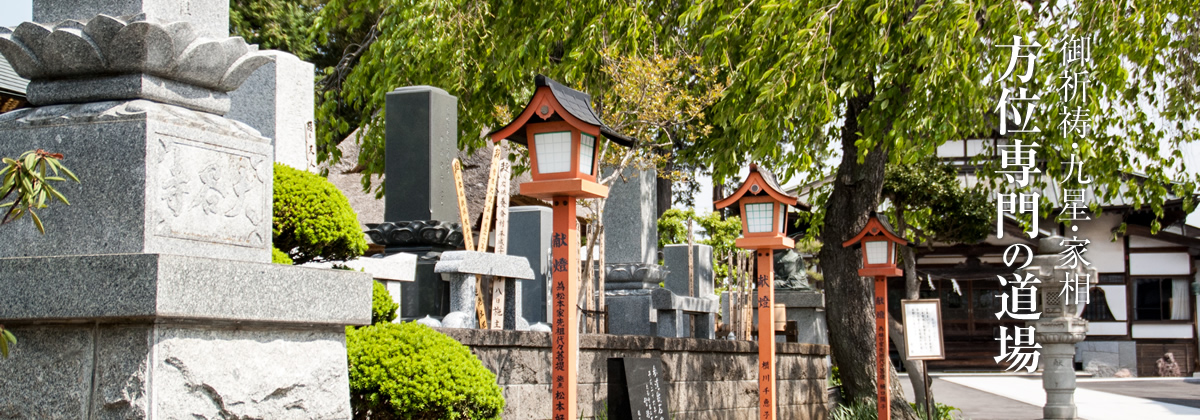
152;133;268;247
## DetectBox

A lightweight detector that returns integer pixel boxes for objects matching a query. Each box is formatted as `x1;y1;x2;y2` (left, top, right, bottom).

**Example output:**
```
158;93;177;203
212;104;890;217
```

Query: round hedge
371;280;398;325
273;163;367;264
271;246;294;264
347;322;504;419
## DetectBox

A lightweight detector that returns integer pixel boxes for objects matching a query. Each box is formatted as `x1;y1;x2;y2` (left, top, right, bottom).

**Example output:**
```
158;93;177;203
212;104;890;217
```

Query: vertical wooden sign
875;275;891;420
756;249;776;420
489;150;512;331
550;196;580;420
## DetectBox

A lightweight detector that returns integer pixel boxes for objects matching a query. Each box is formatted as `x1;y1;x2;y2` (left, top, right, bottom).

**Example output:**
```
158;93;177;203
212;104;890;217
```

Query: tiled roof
0;58;28;96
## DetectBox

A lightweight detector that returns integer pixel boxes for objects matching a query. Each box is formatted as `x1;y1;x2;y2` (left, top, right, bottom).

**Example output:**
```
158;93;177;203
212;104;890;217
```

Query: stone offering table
434;250;534;329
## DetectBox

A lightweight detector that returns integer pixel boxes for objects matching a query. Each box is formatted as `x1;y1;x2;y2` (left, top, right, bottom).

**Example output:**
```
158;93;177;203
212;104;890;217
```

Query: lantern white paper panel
865;240;889;265
534;131;572;173
579;134;596;175
746;203;774;233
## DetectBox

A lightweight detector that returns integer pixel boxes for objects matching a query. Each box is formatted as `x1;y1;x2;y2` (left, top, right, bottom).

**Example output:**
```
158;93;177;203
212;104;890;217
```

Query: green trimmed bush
346;322;504;419
371;281;398;325
272;246;294;264
273;163;367;264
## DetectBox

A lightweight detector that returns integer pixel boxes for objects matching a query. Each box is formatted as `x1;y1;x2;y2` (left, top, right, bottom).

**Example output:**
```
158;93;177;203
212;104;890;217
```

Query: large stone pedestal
0;254;372;419
0;101;272;263
774;290;828;345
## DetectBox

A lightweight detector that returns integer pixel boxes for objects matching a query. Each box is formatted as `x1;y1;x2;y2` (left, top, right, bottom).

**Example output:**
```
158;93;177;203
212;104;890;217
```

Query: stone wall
438;329;830;420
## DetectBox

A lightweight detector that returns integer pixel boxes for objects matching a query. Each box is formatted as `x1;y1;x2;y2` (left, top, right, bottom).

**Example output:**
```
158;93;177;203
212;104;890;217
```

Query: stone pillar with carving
0;2;371;418
1021;236;1091;420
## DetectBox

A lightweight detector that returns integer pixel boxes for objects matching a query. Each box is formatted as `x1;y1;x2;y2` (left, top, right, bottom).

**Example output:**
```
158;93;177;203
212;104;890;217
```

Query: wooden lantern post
841;212;908;420
489;75;633;420
714;164;799;420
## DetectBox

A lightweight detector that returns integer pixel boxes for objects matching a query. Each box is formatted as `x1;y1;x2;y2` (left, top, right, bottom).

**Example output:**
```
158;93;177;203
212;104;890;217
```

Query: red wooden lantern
488;74;634;199
713;163;798;250
841;212;907;277
840;211;908;420
714;163;798;420
487;74;632;420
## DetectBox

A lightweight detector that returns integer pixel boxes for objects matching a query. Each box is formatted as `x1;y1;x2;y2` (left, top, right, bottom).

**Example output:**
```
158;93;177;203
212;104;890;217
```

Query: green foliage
346;322;504;419
371;281;398;325
0;327;15;358
657;208;742;279
0;149;79;234
273;163;367;264
909;402;962;420
271;247;294;264
230;0;321;62
882;160;990;245
831;399;877;420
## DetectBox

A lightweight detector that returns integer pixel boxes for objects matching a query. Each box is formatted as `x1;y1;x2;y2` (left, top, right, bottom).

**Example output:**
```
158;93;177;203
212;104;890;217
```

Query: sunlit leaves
0;150;80;234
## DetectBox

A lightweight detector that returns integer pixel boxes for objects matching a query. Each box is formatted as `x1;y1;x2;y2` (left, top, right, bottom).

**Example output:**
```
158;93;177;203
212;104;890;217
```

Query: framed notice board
901;299;945;360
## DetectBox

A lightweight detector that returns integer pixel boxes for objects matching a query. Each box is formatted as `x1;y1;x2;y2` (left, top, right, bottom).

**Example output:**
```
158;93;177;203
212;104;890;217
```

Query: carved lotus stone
0;14;273;114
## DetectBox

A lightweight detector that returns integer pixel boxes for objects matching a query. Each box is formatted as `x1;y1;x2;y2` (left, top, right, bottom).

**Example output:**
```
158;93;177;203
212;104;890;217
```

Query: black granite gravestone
607;357;669;420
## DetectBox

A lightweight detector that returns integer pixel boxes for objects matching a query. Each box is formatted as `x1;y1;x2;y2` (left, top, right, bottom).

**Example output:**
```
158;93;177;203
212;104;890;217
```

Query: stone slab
602;166;657;265
776;290;825;307
509;206;551;324
651;288;719;313
0;322;351;419
28;74;231;114
604;291;655;336
664;243;714;298
398;253;449;320
0;253;372;326
384;86;458;223
435;250;535;279
34;0;231;38
344;252;418;281
0;100;272;262
228;51;317;171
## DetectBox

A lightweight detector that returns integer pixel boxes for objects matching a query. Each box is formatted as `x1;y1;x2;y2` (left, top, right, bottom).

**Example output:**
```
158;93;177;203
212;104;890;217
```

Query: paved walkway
898;374;1200;420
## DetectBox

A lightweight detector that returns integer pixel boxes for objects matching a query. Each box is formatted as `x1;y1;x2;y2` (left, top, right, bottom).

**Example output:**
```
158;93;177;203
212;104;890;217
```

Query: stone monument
0;2;371;418
1024;236;1091;420
509;205;552;325
228;51;317;172
433;250;534;329
661;244;719;339
604;167;669;336
364;86;465;321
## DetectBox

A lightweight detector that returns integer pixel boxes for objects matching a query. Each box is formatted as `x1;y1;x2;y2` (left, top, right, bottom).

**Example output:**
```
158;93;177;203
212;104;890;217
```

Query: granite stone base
0;323;351;419
774;290;829;346
0;253;371;419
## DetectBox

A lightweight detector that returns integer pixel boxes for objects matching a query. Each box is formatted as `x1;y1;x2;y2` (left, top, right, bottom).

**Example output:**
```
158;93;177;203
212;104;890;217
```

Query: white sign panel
901;299;945;361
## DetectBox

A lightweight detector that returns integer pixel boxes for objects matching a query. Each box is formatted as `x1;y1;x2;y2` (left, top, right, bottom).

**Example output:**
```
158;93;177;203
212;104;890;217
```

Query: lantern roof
488;74;635;147
713;163;799;210
842;211;908;247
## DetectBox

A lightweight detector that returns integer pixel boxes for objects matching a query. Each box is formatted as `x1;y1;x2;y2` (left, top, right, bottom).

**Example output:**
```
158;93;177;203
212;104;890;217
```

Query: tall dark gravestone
384;86;459;222
607;358;670;420
365;86;465;321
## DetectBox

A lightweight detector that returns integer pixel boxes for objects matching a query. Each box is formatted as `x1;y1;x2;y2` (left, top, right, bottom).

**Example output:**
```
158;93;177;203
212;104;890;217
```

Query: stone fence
437;329;831;420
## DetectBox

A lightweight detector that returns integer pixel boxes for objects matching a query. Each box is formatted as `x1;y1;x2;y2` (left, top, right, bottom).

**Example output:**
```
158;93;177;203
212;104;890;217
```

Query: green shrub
831;399;876;420
371;281;398;325
347;322;504;419
271;246;294;264
910;402;962;420
273;163;367;264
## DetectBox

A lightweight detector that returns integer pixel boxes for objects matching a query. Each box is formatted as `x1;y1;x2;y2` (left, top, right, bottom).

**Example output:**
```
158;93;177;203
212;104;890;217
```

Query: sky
0;0;32;27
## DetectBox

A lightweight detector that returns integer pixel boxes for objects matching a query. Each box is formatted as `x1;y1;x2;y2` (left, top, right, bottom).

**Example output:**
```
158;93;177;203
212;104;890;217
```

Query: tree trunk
818;93;919;420
656;162;673;220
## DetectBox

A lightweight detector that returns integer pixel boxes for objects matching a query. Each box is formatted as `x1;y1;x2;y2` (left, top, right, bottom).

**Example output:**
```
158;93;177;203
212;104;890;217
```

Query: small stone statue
773;249;812;290
1156;352;1181;377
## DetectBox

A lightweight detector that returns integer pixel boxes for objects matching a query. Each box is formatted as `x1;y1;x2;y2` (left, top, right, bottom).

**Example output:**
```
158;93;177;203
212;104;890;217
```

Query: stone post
0;3;371;418
1023;237;1091;420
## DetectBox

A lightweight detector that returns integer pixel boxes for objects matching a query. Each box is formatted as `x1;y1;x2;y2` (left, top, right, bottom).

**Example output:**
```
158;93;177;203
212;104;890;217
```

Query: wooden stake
451;159;475;251
687;217;695;297
477;145;503;252
490;151;512;331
